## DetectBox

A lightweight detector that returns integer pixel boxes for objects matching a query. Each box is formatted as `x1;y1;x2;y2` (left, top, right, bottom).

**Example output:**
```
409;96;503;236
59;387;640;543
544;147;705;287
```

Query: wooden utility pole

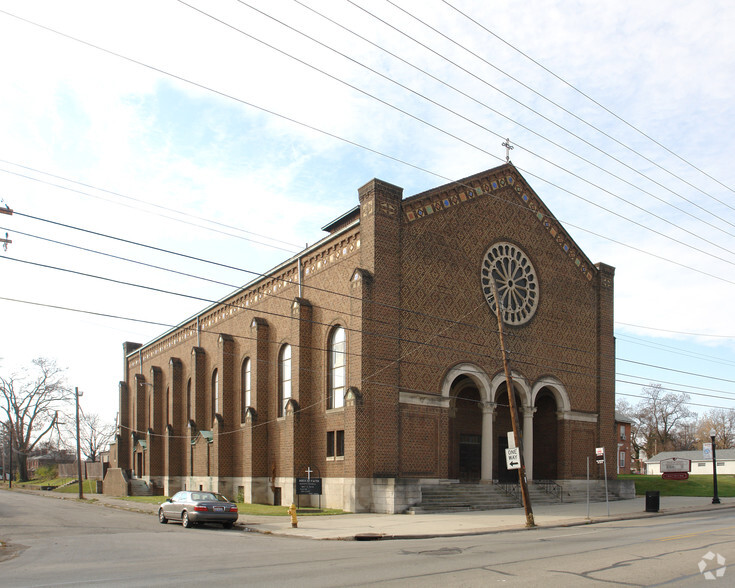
489;278;535;527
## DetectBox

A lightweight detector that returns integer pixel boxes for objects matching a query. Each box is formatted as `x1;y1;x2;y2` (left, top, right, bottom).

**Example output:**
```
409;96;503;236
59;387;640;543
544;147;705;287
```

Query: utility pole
75;387;84;499
489;278;535;527
0;201;12;251
8;421;13;489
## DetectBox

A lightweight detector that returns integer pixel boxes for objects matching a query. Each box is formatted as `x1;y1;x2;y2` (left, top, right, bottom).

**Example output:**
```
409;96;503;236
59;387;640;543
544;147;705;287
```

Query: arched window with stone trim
241;357;251;420
186;378;192;422
212;368;219;418
278;344;291;417
327;326;346;409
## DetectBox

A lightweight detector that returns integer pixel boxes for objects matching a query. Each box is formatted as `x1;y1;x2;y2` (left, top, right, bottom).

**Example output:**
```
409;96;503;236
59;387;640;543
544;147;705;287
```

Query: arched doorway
448;376;482;482
533;388;559;479
493;383;525;482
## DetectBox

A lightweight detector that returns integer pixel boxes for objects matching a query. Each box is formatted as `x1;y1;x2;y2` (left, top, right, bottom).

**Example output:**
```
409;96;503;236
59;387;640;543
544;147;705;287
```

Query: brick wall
114;163;616;510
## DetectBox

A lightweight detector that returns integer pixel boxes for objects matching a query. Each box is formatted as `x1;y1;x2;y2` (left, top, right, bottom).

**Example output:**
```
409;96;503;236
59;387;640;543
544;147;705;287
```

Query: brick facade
109;164;616;512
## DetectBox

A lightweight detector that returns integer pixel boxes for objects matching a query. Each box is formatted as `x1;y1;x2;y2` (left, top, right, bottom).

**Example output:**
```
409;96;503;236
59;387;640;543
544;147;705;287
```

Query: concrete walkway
8;488;734;541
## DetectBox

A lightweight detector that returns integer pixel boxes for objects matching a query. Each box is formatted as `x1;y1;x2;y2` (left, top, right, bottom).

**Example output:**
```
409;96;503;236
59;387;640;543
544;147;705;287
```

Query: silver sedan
159;491;238;529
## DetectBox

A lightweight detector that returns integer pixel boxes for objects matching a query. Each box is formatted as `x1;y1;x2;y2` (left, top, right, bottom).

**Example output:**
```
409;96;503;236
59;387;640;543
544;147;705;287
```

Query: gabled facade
108;163;617;513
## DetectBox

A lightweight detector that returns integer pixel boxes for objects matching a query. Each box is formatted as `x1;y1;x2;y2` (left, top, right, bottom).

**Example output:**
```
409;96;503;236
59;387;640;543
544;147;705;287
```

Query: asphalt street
1;490;733;586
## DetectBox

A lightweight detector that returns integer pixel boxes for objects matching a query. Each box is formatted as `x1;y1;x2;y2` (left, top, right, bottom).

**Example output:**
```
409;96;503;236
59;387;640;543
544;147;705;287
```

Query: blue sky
1;0;734;426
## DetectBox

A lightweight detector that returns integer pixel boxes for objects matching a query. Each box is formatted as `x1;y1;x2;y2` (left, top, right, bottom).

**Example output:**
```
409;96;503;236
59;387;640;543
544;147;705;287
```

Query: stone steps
409;483;521;513
129;478;153;496
408;481;620;513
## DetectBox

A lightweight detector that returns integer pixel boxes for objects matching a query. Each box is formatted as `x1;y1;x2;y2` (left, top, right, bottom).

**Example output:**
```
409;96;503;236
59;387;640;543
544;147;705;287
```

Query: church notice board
296;477;322;495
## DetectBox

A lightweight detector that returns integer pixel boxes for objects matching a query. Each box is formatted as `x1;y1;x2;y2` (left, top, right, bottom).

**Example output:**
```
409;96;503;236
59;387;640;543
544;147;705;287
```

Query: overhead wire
3;3;735;283
289;0;735;246
1;6;735;416
0;163;301;254
439;0;735;198
386;0;735;214
3;249;733;405
185;0;735;265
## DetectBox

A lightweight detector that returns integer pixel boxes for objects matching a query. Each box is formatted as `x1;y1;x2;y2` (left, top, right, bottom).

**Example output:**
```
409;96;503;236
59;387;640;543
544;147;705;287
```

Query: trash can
645;490;660;512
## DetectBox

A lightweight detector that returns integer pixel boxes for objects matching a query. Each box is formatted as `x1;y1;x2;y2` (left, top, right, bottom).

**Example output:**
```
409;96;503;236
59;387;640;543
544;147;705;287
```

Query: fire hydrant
288;503;298;528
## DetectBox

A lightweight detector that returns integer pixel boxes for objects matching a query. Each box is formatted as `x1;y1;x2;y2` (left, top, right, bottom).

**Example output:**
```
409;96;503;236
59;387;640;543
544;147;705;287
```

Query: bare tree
616;398;644;458
633;383;696;456
696;409;735;449
77;411;116;462
0;358;73;481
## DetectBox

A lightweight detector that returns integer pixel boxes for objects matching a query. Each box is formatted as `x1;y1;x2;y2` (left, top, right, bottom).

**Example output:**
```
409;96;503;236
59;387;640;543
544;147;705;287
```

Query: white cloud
1;0;734;421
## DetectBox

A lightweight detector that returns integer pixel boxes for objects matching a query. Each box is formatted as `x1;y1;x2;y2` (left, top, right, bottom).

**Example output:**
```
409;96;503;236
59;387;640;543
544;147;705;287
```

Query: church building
106;163;618;513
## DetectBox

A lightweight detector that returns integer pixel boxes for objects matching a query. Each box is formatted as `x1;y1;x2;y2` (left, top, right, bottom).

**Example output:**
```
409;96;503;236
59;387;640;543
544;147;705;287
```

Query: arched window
278;344;292;417
212;368;219;417
241;358;251;419
328;326;346;409
186;378;192;421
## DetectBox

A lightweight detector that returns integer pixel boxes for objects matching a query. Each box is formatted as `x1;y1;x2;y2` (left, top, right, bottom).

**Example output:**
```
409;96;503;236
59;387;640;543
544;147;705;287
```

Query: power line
4;4;735;282
391;0;735;213
439;0;735;199
188;0;735;264
0;163;301;254
233;0;735;255
292;1;735;245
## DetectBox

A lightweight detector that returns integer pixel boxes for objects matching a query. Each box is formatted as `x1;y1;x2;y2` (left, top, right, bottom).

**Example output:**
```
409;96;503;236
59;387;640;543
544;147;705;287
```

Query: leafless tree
0;358;73;481
633;383;696;456
696;408;735;449
79;412;115;461
616;398;644;457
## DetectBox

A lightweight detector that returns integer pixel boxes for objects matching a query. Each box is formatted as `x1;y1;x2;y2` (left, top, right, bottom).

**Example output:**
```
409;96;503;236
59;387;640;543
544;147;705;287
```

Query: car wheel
158;509;168;524
182;511;193;528
223;522;233;530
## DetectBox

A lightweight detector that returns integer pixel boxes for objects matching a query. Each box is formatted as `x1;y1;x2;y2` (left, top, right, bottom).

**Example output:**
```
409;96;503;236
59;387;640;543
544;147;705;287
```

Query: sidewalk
10;488;734;540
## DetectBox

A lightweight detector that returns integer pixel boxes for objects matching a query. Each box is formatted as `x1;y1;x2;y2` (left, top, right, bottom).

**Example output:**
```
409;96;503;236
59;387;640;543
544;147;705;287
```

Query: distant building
108;163;618;513
27;450;75;476
645;450;735;476
615;412;634;474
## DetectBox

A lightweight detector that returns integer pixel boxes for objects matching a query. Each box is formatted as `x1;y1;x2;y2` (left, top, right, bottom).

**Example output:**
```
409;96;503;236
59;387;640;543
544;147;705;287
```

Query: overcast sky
1;0;734;428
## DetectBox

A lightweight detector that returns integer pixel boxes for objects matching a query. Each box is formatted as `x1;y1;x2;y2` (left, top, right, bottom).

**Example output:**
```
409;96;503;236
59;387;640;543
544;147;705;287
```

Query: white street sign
505;447;521;470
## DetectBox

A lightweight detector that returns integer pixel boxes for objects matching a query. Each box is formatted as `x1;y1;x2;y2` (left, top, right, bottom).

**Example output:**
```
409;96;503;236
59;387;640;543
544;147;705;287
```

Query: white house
645;450;735;476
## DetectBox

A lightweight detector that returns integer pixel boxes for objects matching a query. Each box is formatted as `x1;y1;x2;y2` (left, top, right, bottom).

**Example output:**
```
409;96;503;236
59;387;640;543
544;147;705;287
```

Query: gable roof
401;163;598;283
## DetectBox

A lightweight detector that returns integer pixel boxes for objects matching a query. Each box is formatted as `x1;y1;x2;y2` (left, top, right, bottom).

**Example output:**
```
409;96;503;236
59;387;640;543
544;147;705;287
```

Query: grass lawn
619;474;735;497
11;477;98;494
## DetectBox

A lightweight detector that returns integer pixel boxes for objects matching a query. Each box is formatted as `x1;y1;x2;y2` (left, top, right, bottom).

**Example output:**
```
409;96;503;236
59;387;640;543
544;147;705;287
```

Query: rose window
480;242;539;326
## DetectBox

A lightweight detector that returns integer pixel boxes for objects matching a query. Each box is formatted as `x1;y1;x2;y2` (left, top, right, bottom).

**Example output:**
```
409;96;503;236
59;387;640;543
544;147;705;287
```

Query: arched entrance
448;376;482;482
492;383;526;482
533;388;559;479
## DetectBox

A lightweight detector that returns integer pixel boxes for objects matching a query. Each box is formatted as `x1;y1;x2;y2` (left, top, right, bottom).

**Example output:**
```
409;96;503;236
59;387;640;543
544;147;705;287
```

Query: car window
214;494;230;502
171;492;184;501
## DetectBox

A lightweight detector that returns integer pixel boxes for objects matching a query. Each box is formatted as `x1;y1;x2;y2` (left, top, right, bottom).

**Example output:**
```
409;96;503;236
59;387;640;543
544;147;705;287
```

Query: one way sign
505;447;520;470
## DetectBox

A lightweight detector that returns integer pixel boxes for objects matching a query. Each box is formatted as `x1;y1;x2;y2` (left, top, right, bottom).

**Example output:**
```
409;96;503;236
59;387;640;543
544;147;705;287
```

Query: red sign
662;471;689;480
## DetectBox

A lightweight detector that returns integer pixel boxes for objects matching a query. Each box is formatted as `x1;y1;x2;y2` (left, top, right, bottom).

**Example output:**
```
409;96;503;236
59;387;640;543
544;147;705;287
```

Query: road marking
657;525;735;542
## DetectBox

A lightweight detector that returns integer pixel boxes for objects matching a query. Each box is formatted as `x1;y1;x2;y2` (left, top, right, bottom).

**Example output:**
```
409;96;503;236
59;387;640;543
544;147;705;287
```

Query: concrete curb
5;487;733;541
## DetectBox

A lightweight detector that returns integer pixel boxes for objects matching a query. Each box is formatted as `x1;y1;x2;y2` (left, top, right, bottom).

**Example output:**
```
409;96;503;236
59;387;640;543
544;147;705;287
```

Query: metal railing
533;479;563;502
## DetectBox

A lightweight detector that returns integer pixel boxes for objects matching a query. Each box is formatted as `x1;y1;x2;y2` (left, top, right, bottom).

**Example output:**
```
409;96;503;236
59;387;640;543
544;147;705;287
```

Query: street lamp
710;428;720;505
75;387;84;500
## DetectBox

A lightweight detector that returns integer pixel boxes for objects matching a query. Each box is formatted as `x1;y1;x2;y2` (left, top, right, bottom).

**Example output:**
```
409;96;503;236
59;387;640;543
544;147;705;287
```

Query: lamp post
75;387;84;500
710;428;720;505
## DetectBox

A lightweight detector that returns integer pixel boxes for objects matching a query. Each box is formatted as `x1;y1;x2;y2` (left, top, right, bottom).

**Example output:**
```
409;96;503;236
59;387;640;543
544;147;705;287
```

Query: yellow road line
657;526;735;542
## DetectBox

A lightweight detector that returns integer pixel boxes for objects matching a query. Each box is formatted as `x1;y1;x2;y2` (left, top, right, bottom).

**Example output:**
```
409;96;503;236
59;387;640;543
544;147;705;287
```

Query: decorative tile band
404;171;593;281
